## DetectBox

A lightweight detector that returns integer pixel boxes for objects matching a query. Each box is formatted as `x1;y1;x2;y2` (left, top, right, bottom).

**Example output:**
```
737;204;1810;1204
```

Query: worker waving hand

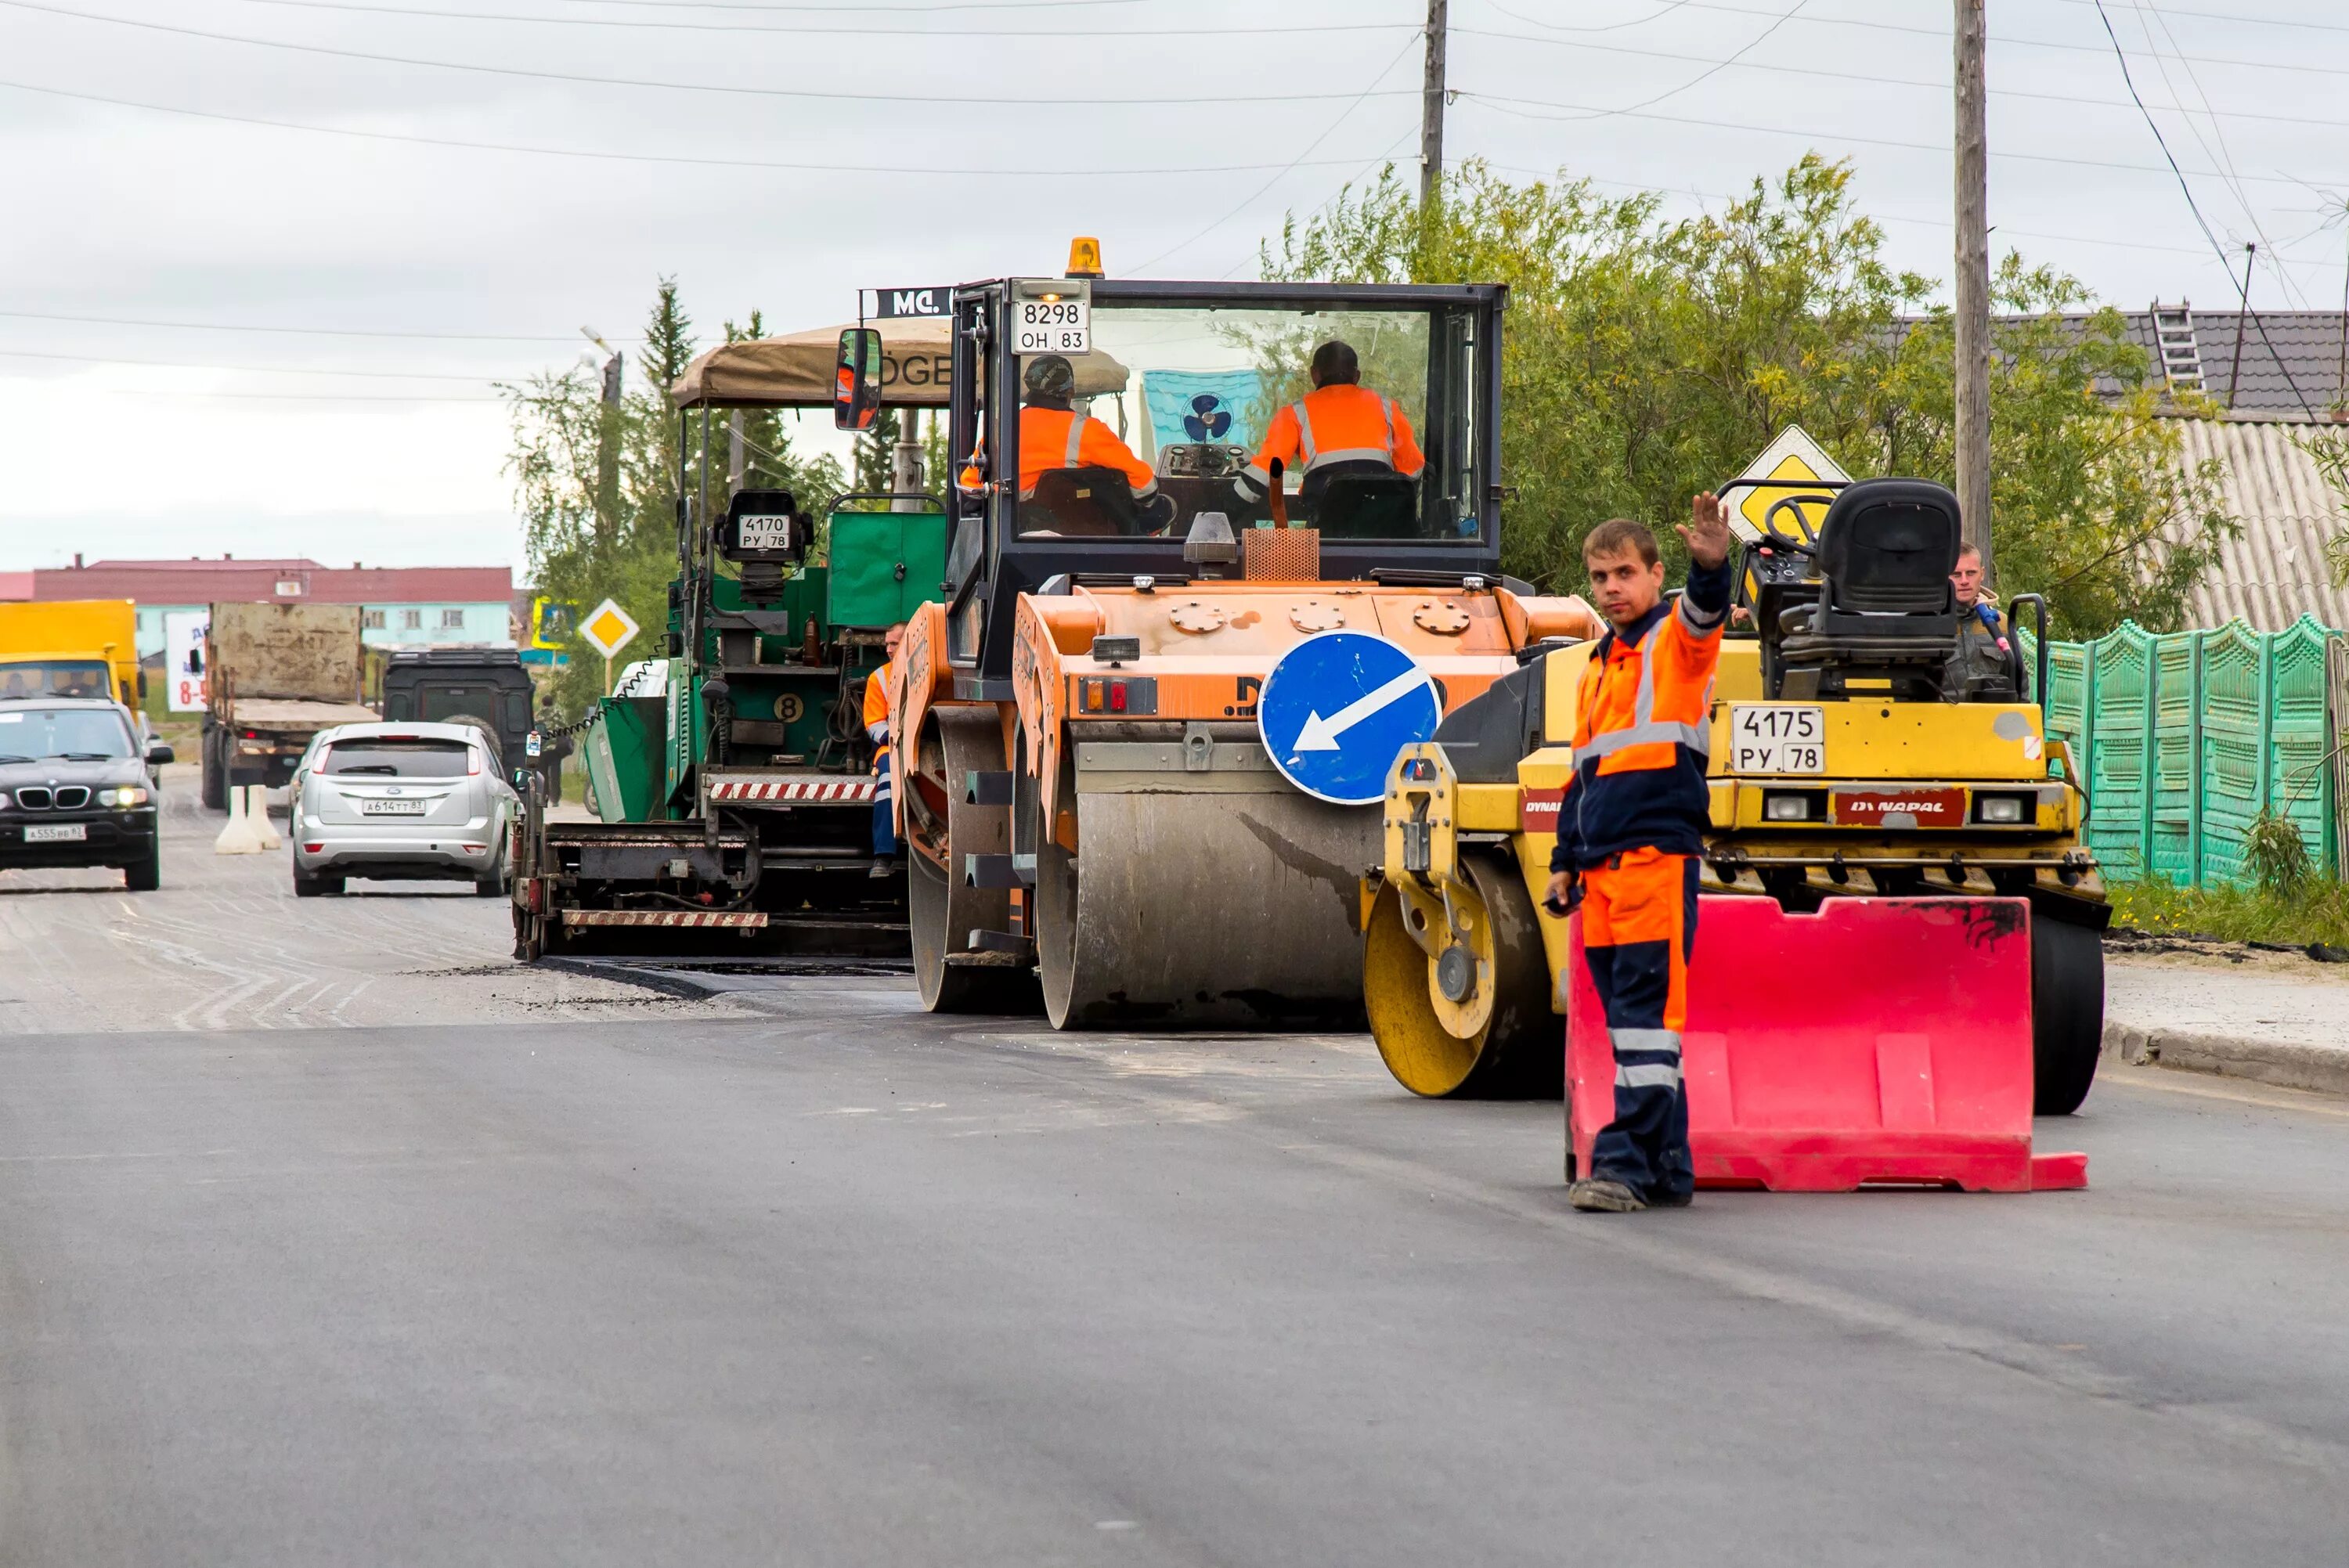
1545;494;1734;1213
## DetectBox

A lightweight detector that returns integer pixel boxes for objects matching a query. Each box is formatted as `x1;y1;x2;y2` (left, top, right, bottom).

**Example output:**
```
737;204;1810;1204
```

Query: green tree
503;281;844;723
1262;156;2233;637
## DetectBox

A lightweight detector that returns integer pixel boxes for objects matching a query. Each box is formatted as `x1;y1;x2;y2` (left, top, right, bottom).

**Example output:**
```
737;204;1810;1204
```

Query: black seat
1024;466;1143;536
1773;478;1961;700
1309;468;1421;538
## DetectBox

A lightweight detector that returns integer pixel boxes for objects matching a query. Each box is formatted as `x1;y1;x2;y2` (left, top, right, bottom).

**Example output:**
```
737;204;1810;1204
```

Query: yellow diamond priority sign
1727;425;1853;546
579;597;640;660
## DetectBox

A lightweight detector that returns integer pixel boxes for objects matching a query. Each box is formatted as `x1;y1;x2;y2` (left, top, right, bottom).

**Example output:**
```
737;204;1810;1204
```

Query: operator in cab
1543;496;1734;1216
1236;339;1425;509
1016;354;1159;507
1948;543;2015;698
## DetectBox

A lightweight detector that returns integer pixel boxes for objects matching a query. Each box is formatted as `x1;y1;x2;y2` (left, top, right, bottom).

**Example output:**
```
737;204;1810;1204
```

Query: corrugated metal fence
2037;614;2347;885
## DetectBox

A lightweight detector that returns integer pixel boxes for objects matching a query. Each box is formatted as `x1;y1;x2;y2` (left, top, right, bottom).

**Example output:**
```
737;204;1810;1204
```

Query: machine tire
123;842;161;892
200;731;226;811
907;708;1041;1015
2031;910;2104;1116
1363;850;1560;1098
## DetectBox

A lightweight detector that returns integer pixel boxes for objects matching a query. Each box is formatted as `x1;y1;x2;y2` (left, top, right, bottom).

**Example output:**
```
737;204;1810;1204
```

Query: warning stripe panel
559;910;769;928
705;777;876;803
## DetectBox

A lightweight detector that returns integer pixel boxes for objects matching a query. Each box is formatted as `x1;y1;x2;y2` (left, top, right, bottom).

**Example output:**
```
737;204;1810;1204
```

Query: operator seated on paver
865;621;907;874
1016;354;1169;534
1947;543;2017;699
1543;495;1735;1215
1235;339;1426;516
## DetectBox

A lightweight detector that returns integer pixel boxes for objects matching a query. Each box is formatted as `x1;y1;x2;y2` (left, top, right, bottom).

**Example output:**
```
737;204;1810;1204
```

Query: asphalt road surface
3;773;2347;1564
0;765;741;1033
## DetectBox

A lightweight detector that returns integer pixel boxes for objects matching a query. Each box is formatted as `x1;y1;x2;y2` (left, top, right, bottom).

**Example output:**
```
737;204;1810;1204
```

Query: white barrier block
214;784;270;855
251;786;282;849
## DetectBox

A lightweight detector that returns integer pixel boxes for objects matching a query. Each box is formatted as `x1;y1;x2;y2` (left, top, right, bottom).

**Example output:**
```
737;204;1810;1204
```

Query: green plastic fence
2033;614;2341;888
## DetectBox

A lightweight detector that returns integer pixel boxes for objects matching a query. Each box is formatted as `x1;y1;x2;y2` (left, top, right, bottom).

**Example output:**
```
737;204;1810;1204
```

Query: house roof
2170;418;2349;632
2120;308;2349;420
32;558;513;607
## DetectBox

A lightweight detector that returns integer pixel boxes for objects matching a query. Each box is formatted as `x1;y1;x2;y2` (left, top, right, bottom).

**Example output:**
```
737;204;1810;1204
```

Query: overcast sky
4;0;2345;576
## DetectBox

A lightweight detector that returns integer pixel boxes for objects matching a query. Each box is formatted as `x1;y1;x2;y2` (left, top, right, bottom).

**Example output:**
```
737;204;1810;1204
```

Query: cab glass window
0;706;134;759
1009;302;1481;545
0;660;112;701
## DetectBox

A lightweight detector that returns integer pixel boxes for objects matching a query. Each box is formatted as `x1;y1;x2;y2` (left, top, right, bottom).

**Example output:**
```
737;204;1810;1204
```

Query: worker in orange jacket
1016;355;1159;508
1544;495;1734;1213
1236;340;1425;510
864;621;906;869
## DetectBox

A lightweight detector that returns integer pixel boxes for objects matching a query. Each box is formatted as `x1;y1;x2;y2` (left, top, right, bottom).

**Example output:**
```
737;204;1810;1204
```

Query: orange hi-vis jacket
863;662;893;780
1552;557;1733;871
1241;384;1425;497
1017;405;1157;499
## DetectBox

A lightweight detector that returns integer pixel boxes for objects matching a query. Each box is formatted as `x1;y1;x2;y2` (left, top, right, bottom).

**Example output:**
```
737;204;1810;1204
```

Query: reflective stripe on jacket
863;665;893;777
1553;557;1732;871
1017;405;1158;499
1240;384;1425;497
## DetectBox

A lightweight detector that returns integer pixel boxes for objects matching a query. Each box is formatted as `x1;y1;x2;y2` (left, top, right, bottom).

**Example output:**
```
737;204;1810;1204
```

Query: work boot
1568;1178;1647;1213
1647;1187;1694;1209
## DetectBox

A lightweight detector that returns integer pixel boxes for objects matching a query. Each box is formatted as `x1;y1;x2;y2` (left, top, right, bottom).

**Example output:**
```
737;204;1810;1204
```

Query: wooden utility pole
1419;0;1448;215
1954;0;1993;583
595;349;624;547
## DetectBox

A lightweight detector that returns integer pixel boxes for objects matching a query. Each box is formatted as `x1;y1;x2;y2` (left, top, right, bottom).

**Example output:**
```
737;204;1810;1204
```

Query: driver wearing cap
1016;354;1158;503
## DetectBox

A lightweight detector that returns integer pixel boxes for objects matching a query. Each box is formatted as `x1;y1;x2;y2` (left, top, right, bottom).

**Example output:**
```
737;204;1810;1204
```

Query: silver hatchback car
290;721;516;897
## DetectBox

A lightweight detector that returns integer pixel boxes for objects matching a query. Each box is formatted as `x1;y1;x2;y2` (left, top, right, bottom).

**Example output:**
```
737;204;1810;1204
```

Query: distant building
31;556;516;657
2120;305;2349;633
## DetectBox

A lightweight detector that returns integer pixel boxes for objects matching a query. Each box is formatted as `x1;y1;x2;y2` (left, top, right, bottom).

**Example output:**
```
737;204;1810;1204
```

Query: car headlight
0;791;9;810
99;785;151;808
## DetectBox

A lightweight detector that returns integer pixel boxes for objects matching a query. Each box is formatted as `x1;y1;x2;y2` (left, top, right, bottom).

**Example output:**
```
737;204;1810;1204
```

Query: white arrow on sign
1292;668;1434;752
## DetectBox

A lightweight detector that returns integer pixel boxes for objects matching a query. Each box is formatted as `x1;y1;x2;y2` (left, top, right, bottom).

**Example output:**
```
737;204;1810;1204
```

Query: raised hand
1677;491;1733;571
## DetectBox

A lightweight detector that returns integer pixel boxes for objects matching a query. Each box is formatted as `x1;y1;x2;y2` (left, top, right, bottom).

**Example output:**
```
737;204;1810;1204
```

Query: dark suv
0;698;172;890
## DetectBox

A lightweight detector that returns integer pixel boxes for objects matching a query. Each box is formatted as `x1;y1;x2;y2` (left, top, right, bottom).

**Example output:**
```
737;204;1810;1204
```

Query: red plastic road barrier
1566;896;2087;1193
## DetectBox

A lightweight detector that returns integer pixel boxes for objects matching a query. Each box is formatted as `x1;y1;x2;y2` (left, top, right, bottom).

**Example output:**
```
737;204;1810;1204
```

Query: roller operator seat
1773;478;1963;700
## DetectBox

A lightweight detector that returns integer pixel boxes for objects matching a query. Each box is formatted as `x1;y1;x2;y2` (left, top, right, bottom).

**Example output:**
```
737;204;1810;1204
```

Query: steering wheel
1758;493;1831;556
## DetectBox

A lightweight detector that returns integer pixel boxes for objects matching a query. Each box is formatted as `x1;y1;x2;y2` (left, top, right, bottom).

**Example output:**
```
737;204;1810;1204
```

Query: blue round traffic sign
1258;630;1442;806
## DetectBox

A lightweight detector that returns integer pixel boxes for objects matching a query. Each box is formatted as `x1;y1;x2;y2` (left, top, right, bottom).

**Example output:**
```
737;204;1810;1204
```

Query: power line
0;76;1395;178
2089;0;2315;418
0;307;639;342
0;346;506;380
1497;0;2349;43
1483;0;2349;77
1456;90;2346;191
101;388;503;401
1478;160;2340;269
1133;31;1423;274
205;0;1407;38
1521;0;1813;125
0;2;1419;107
1449;24;2349;139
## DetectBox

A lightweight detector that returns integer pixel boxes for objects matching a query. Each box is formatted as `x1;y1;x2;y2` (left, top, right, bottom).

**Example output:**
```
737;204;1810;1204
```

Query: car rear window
321;739;471;777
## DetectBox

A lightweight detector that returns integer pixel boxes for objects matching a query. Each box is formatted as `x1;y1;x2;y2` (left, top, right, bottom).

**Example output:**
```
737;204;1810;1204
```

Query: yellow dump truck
0;600;143;710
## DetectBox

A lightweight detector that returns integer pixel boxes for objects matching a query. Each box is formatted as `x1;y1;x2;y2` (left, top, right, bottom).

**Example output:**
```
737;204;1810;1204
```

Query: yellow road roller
1365;475;2109;1116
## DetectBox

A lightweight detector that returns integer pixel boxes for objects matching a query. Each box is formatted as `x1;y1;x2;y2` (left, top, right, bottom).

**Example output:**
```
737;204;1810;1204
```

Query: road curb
2103;1022;2349;1099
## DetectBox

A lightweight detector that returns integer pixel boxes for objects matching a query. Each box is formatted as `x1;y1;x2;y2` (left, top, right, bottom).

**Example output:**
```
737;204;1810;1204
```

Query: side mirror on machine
833;327;882;431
